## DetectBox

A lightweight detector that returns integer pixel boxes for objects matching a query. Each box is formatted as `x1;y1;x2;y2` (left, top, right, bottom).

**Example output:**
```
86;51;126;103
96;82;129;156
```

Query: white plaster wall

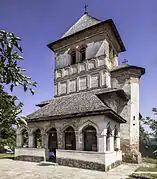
56;149;105;164
56;150;122;166
130;79;139;147
86;41;102;59
104;151;122;166
15;148;48;160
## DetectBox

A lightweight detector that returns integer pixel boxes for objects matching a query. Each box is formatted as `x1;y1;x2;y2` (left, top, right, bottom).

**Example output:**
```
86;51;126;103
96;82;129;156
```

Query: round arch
78;121;99;134
82;125;97;151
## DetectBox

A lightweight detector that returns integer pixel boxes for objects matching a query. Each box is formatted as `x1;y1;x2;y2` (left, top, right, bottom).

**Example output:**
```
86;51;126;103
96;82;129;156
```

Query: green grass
129;173;157;179
143;158;157;164
135;167;157;172
0;153;14;159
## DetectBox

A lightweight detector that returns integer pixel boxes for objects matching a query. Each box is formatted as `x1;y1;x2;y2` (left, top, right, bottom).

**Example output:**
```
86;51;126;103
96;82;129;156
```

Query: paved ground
0;159;139;179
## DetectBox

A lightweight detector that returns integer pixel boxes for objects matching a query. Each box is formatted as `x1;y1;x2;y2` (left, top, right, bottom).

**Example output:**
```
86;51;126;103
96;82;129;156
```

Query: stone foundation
57;157;105;171
57;157;122;171
15;155;44;162
122;152;142;164
56;149;122;171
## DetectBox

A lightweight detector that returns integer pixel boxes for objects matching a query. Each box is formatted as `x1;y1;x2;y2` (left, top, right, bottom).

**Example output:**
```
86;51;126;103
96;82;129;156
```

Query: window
80;47;86;61
71;51;76;65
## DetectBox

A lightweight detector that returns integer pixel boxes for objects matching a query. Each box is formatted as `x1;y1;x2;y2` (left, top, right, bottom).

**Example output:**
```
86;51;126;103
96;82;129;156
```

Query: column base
122;151;142;163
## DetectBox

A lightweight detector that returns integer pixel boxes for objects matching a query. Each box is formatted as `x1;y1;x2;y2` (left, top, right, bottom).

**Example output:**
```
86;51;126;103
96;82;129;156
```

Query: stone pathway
0;159;139;179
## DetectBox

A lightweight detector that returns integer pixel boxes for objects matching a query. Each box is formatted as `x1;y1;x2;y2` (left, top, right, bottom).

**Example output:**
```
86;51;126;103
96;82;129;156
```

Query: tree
139;115;151;149
0;30;37;147
141;108;157;157
143;108;157;140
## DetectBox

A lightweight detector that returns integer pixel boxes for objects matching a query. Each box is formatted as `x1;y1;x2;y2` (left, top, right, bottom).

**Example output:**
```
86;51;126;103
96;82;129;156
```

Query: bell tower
47;13;125;97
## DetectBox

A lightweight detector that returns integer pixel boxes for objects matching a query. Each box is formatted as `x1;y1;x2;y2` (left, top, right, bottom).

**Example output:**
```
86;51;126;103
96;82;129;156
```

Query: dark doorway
83;125;97;151
65;126;76;150
48;128;58;161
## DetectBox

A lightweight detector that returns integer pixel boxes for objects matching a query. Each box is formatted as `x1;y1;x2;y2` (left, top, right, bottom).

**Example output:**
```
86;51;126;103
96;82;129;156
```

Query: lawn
135;167;157;172
0;153;14;159
127;158;157;179
129;173;157;179
143;158;157;164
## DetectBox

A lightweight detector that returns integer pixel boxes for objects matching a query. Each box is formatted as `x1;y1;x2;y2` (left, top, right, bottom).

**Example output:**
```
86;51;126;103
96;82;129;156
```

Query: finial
84;4;88;14
122;59;128;64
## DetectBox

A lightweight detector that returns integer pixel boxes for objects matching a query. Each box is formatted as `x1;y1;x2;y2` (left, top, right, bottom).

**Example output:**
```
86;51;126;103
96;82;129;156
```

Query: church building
15;11;145;171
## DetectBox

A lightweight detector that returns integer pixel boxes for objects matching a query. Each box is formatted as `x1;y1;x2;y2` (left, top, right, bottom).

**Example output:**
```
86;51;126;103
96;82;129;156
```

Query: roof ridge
61;13;101;38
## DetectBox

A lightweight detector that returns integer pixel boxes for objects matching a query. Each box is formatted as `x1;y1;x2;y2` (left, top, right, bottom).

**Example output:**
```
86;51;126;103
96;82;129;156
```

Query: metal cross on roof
122;59;128;64
84;4;88;14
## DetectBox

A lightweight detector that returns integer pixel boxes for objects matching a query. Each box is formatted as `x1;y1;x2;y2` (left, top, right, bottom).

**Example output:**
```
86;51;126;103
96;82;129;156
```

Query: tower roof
47;14;126;53
62;13;101;38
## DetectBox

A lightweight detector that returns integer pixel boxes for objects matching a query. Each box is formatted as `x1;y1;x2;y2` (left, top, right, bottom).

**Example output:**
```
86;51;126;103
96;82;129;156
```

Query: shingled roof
27;89;126;123
62;13;101;38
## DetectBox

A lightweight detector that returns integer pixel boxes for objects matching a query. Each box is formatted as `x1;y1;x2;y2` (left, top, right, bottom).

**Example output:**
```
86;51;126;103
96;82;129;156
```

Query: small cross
84;4;88;14
122;59;128;64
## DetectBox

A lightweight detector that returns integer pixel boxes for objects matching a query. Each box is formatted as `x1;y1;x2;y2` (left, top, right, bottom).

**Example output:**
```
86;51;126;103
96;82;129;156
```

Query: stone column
28;133;34;148
98;129;107;152
78;131;83;150
41;131;48;149
57;130;64;149
16;132;23;147
75;131;80;150
109;132;114;152
115;136;120;150
115;132;120;150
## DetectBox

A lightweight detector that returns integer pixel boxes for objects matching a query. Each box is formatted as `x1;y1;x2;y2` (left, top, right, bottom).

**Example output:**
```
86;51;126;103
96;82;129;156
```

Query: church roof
27;90;126;123
36;88;128;107
62;13;101;38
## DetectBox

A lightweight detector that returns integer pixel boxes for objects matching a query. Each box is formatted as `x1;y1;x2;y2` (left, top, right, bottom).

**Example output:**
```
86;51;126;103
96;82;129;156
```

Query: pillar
98;129;107;152
16;133;23;147
28;133;34;148
115;136;120;150
109;132;114;152
41;131;48;149
57;130;64;149
75;131;80;150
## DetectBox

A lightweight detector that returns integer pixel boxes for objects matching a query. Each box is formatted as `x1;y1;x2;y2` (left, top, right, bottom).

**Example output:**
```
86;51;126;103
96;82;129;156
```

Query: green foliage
143;108;157;139
0;30;37;147
139;116;151;149
0;30;37;93
0;153;14;159
143;157;157;164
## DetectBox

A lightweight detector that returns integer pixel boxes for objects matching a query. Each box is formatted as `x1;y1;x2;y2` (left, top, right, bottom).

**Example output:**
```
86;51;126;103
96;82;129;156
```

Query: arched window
80;47;86;61
70;50;76;65
106;126;112;151
22;129;28;147
64;126;76;150
34;129;42;148
83;125;97;151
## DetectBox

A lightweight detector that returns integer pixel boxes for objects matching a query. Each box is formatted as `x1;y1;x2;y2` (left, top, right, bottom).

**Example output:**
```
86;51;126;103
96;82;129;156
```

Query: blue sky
0;0;157;118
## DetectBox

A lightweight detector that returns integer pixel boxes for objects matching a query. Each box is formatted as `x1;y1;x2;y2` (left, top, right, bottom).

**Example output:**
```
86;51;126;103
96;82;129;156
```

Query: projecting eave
47;19;126;53
111;64;145;76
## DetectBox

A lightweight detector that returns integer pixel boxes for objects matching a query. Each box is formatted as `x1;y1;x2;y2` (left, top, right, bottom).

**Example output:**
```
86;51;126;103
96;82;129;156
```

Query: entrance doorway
48;128;58;161
83;125;97;151
64;126;76;150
